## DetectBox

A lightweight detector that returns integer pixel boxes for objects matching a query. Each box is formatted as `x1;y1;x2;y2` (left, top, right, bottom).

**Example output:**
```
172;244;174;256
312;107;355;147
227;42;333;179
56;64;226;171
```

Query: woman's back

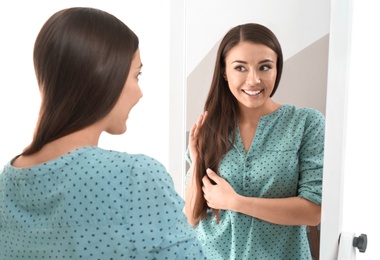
0;146;206;259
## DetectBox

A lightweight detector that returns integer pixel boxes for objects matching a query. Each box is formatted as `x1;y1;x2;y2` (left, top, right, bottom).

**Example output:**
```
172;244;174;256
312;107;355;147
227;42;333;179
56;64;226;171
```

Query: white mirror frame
320;0;352;258
168;0;187;196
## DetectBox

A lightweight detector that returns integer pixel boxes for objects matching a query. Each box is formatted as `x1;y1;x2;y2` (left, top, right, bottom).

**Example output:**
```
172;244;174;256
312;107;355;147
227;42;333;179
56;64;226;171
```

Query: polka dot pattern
0;146;206;259
186;104;325;260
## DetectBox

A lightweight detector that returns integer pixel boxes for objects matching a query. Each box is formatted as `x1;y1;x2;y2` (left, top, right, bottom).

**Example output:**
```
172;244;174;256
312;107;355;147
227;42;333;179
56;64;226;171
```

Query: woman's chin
106;125;127;135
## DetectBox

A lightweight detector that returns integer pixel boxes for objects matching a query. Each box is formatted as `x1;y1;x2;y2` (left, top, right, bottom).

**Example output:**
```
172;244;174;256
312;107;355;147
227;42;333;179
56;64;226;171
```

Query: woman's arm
202;169;321;226
233;194;321;226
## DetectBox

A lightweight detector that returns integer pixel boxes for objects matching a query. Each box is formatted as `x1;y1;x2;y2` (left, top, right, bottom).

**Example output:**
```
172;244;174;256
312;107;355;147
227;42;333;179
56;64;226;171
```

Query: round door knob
353;234;367;253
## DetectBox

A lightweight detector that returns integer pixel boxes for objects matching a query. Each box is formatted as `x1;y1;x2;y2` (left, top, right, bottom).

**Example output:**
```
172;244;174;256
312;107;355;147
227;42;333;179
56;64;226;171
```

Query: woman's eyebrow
259;59;275;64
231;60;248;64
231;59;274;64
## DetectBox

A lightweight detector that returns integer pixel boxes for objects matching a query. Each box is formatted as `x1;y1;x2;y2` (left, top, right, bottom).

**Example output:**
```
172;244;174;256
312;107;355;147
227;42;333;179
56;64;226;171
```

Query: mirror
182;0;330;259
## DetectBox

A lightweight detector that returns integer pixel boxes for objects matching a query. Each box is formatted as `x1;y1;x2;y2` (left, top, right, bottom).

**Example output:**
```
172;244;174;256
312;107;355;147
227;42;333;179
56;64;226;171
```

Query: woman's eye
234;66;246;72
260;65;271;71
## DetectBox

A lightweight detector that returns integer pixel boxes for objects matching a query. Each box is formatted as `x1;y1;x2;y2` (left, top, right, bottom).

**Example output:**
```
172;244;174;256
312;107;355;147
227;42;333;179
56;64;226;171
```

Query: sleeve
297;110;325;205
127;154;206;259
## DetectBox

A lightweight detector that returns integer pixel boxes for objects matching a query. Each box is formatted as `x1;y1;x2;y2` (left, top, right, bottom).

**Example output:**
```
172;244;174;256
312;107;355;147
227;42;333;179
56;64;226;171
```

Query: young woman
0;7;206;259
184;23;324;259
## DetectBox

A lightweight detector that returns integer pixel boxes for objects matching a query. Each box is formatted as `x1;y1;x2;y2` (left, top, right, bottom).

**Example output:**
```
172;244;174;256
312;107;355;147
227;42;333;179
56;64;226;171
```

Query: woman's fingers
192;111;208;138
201;111;208;126
206;168;221;184
189;122;197;138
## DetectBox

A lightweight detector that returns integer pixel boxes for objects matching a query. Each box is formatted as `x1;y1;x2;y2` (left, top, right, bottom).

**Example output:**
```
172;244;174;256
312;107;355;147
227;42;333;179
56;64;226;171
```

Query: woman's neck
238;99;281;125
12;126;101;168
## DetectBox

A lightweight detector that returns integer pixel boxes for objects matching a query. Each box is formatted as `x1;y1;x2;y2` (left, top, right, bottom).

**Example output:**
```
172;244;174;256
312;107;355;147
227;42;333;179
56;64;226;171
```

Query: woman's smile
242;89;264;96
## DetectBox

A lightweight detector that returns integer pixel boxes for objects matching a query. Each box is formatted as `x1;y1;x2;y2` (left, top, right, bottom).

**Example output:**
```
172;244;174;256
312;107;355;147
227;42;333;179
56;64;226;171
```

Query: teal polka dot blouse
0;146;206;259
186;104;325;260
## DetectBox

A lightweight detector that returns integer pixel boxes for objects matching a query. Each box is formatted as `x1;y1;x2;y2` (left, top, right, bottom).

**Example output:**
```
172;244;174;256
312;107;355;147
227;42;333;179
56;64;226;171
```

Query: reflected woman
0;7;206;259
184;23;324;259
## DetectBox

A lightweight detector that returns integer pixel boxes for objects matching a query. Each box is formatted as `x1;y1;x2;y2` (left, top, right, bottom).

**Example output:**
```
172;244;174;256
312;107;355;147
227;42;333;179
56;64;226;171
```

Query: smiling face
103;49;143;135
224;41;278;114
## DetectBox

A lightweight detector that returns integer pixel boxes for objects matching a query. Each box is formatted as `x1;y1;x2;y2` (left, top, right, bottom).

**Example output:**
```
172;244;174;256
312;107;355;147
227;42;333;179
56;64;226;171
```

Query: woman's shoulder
86;146;162;165
280;104;325;123
282;104;323;116
67;147;175;196
97;148;168;175
38;146;168;182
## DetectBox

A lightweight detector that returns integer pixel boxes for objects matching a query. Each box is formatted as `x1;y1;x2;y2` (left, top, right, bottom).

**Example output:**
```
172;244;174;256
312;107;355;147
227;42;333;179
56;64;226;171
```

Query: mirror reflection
184;1;330;259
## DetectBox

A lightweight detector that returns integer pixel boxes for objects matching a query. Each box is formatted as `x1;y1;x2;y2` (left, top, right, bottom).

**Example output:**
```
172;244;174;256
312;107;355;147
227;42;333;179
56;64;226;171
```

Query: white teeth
243;89;262;95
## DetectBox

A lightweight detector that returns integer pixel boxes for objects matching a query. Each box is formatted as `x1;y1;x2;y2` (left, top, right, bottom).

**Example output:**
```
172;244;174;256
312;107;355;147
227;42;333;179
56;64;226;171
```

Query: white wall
0;1;171;175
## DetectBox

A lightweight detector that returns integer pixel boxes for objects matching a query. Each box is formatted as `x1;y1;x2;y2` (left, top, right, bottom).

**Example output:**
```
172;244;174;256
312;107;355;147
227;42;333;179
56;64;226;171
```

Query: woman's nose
246;70;261;86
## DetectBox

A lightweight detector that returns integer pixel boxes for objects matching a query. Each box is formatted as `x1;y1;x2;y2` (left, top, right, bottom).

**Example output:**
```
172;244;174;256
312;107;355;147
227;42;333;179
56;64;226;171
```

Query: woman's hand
202;168;238;211
188;112;208;162
184;112;208;226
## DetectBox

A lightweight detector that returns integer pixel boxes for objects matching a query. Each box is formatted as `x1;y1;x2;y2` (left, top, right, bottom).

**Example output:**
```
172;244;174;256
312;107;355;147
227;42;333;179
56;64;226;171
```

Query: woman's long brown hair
22;8;138;155
192;23;284;223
